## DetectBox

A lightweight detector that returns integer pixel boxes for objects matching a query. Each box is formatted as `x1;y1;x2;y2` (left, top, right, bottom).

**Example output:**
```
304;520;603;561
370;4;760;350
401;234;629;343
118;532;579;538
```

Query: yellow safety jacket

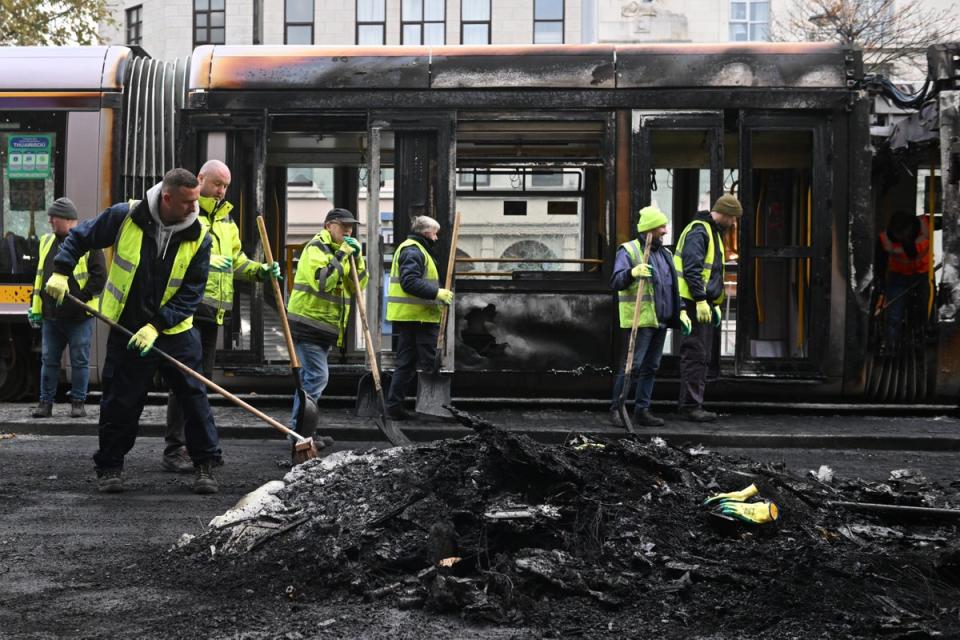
674;219;724;305
287;229;368;347
31;233;94;315
197;196;262;325
385;238;442;324
616;239;662;330
101;210;208;335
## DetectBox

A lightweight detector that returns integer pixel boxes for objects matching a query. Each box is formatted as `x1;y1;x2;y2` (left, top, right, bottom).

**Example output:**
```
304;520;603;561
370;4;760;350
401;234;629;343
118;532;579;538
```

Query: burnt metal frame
355;0;386;45
460;0;491;44
735;111;832;377
400;0;446;45
193;0;226;47
284;0;315;44
533;0;564;44
125;5;143;45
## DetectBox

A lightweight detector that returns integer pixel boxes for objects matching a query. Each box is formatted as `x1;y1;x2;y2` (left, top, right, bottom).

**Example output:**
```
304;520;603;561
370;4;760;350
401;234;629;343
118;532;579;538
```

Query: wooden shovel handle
256;215;300;369
349;255;383;393
624;232;654;377
437;210;463;355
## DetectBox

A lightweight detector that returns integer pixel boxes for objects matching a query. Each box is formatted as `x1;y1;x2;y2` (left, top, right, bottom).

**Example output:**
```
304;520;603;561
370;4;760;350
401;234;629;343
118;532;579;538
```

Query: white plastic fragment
209;480;286;529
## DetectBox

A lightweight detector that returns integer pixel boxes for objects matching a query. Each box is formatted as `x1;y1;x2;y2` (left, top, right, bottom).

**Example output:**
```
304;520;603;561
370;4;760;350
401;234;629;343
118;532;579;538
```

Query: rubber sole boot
97;469;124;493
679;407;718;423
70;401;87;418
608;409;624;427
634;409;665;427
162;447;194;473
31;402;52;418
192;463;219;495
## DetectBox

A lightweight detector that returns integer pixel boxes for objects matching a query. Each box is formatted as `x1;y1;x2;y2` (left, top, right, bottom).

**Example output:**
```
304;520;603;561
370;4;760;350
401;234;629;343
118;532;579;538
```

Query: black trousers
386;321;439;411
678;299;714;410
96;327;221;470
164;320;219;454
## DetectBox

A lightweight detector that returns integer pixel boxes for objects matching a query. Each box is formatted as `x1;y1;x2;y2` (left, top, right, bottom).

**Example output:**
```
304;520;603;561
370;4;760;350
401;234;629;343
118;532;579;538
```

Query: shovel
348;255;411;446
616;232;653;434
67;294;319;465
416;211;462;418
255;216;322;442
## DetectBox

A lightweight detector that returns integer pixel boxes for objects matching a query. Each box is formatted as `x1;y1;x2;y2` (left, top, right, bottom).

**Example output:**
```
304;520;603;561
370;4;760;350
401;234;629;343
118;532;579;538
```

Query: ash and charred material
172;415;960;638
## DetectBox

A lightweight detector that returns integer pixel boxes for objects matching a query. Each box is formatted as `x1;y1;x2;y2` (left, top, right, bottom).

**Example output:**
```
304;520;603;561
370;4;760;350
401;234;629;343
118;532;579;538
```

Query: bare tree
771;0;960;75
0;0;116;46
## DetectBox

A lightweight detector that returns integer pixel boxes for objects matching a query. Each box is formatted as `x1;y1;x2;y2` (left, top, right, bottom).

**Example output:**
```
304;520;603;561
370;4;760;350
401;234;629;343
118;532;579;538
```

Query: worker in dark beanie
29;197;106;418
673;193;742;422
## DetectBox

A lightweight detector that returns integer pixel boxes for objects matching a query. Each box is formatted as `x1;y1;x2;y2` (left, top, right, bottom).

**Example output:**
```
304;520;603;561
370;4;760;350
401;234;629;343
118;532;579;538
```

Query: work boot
634;408;665;427
387;406;410;421
96;468;124;494
162;447;194;473
679;407;718;423
192;463;219;495
70;400;86;418
31;402;52;418
608;409;624;427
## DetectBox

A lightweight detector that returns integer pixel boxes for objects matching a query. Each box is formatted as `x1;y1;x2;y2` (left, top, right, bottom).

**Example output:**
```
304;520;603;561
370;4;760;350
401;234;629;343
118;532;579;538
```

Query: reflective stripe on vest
286;232;351;346
616;239;660;330
100;214;208;335
31;233;94;315
385;239;441;323
673;219;724;304
879;218;931;275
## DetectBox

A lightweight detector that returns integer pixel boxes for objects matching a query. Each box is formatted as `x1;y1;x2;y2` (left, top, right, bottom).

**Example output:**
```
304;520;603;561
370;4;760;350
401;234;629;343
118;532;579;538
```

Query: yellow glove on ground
704;483;759;506
210;254;233;272
128;323;159;356
44;273;70;305
711;304;722;328
715;500;779;525
679;310;692;336
436;288;454;305
631;263;652;279
695;300;712;324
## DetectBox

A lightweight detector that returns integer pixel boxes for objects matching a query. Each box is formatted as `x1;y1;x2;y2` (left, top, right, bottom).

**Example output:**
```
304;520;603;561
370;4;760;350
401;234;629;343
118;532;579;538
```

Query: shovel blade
355;372;387;417
293;388;321;439
616;401;636;434
415;371;453;418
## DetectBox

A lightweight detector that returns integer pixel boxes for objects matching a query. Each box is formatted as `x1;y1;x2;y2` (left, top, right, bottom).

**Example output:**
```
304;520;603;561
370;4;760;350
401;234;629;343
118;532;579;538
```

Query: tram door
632;111;725;370
735;115;831;377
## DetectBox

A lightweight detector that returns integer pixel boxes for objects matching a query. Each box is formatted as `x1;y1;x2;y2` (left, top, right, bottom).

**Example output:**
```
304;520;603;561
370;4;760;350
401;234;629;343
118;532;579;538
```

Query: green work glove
27;311;42;329
711;304;722;328
715;500;779;525
342;236;362;254
127;323;159;356
630;263;652;279
44;273;70;305
695;300;712;324
436;288;454;305
210;254;233;272
679;310;692;336
704;483;758;506
258;261;282;281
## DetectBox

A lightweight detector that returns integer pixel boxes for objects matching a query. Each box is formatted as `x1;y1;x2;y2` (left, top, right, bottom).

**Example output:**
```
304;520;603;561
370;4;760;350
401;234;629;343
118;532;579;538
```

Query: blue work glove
436;288;454;305
715;500;779;525
630;263;652;279
679;310;692;336
711;304;722;328
695;300;712;324
210;254;233;272
27;311;42;329
258;261;282;281
44;273;70;305
127;323;159;356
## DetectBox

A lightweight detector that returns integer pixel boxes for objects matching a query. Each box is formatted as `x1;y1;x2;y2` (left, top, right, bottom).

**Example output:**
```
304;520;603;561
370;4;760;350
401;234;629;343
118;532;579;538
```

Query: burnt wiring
863;73;935;110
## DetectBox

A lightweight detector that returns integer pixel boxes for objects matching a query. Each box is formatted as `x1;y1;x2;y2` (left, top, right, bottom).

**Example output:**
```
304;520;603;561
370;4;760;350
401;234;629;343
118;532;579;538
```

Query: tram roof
0;46;134;92
189;42;859;93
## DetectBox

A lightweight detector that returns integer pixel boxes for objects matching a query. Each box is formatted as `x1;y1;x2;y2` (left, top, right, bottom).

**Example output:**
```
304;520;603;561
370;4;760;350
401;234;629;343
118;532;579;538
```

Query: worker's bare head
411;215;441;242
197;159;231;201
160;168;200;225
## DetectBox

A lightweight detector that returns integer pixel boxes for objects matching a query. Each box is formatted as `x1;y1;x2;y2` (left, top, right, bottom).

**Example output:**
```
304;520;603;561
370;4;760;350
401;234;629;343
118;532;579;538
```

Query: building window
125;5;143;45
356;0;386;44
461;0;490;44
534;0;563;44
729;0;769;41
401;0;445;45
194;0;226;46
285;0;314;44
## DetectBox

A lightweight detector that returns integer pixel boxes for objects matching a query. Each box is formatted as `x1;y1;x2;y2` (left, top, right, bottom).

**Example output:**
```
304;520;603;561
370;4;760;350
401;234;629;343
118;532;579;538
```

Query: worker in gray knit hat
29;197;106;418
673;193;743;423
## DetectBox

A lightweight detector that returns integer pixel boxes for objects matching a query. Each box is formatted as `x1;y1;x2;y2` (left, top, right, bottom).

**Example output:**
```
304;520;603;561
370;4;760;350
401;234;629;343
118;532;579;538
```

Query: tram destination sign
7;134;52;179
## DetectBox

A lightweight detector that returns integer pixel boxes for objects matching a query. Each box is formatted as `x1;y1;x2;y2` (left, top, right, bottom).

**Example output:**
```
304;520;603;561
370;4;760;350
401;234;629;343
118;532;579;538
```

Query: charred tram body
0;42;957;404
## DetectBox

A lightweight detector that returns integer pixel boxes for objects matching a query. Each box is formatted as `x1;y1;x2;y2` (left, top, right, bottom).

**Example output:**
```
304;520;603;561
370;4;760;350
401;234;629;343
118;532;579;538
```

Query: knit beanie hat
636;205;668;233
47;197;78;220
712;194;743;217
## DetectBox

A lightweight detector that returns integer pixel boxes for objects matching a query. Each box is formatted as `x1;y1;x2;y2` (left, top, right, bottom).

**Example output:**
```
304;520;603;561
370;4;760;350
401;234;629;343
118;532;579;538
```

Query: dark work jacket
397;234;440;301
53;199;211;333
40;234;106;321
610;236;682;329
680;211;725;302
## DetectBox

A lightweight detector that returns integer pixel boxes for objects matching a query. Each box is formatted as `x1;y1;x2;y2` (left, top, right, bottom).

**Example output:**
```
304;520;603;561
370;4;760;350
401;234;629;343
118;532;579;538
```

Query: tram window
749;131;812;249
1;131;57;277
746;258;810;358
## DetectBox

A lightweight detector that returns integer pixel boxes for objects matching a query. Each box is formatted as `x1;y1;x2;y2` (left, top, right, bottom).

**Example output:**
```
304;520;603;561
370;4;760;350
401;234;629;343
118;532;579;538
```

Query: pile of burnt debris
173;412;960;638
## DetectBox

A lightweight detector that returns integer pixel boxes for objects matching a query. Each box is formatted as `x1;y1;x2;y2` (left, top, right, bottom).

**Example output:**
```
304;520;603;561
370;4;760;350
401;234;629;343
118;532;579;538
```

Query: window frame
125;4;143;45
193;0;226;47
356;0;386;44
728;0;770;42
460;0;491;45
284;0;315;44
401;0;446;45
533;0;564;44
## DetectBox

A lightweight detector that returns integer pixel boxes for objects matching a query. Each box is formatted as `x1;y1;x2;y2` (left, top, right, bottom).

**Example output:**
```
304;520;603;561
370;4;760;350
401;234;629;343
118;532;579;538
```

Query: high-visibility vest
879;216;931;276
101;209;208;335
31;233;94;315
287;229;367;347
673;219;724;305
197;196;261;325
616;239;667;330
385;238;442;324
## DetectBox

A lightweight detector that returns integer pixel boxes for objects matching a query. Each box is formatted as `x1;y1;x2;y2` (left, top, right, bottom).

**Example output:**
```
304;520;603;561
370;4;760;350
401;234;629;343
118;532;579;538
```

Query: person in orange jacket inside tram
875;210;932;349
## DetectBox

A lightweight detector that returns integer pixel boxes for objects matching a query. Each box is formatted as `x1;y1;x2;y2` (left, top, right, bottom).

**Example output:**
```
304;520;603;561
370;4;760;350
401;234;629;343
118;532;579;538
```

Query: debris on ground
169;410;960;638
